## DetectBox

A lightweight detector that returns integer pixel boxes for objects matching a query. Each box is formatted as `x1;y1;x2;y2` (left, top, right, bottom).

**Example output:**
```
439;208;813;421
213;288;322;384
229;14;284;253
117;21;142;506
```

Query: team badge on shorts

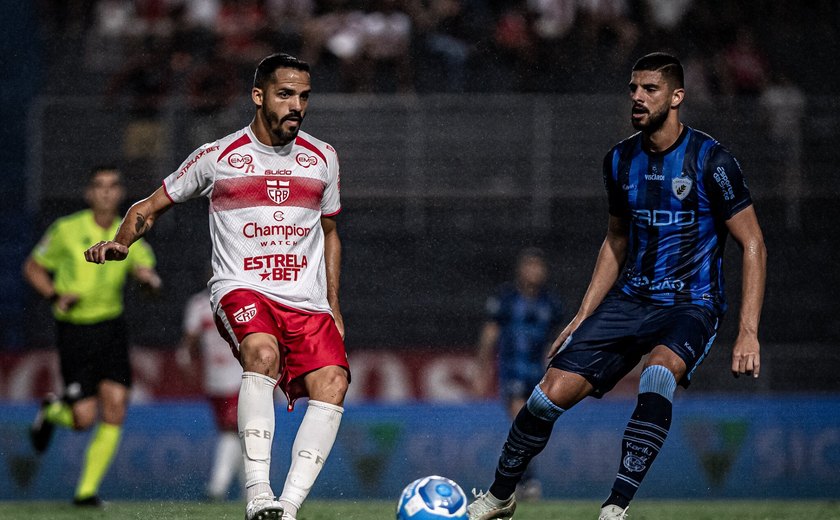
672;175;693;200
233;303;257;323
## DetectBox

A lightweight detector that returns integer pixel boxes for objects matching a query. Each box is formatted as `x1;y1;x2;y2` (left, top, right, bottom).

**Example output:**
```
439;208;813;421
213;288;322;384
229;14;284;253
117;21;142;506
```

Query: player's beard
264;107;304;145
631;104;668;132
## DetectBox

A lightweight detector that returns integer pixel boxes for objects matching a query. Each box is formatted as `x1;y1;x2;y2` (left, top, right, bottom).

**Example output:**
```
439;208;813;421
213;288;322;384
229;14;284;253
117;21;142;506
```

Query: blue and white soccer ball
396;475;468;520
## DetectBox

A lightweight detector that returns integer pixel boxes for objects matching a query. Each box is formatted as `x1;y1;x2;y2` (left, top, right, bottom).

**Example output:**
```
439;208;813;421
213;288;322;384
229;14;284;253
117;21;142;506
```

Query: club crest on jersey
233;303;257;323
266;178;290;204
672;175;693;200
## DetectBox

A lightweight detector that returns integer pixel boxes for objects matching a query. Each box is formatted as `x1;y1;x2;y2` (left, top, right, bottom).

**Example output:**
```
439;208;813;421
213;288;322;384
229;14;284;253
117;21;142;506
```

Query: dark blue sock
604;391;672;508
489;406;554;499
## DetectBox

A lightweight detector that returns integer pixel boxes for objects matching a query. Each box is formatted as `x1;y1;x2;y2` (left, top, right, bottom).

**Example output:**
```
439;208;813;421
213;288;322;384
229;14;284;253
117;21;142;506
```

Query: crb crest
266;178;290;204
672;175;693;200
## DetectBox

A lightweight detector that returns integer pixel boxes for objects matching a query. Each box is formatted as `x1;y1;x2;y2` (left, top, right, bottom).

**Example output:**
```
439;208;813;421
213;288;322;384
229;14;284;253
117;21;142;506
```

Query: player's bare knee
539;368;591;409
240;342;280;376
308;367;348;405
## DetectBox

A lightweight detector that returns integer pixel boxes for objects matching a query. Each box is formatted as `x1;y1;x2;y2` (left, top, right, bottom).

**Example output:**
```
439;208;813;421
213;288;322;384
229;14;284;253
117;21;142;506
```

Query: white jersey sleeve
162;141;221;202
321;143;341;217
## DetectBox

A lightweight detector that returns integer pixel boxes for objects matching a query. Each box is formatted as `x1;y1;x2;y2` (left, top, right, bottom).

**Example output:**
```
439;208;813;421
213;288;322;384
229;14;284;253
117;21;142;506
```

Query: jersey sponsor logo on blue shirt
632;209;696;227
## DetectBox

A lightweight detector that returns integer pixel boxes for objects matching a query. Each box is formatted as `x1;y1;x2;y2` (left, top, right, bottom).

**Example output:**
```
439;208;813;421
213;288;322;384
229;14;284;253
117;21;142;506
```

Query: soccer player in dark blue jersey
468;53;767;520
474;247;563;499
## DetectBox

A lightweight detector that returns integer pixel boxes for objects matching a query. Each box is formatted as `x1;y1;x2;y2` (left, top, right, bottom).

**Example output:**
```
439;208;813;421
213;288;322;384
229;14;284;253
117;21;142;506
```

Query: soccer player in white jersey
85;53;350;520
178;285;245;501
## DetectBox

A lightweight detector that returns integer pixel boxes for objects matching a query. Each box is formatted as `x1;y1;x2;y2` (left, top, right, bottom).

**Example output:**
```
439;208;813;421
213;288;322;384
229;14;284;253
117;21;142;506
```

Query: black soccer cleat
29;394;59;454
73;495;105;507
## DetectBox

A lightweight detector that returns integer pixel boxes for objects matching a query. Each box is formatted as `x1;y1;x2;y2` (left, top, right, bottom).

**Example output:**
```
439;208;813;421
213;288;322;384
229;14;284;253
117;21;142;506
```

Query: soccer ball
396;475;468;520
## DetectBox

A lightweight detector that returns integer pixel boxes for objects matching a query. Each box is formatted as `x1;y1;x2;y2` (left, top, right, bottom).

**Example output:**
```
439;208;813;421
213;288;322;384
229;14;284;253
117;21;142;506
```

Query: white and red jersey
163;126;341;315
183;290;242;396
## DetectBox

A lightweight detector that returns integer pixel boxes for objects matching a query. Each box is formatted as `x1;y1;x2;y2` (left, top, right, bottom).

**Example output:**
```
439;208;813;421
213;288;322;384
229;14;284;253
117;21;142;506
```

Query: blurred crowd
35;0;840;101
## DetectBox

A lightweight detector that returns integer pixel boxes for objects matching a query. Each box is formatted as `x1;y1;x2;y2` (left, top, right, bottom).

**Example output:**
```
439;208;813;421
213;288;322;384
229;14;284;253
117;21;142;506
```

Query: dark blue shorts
549;292;720;397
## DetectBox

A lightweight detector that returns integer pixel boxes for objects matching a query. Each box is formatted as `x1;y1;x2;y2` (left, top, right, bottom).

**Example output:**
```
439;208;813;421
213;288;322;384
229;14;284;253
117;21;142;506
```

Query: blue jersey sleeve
703;145;752;220
603;149;626;218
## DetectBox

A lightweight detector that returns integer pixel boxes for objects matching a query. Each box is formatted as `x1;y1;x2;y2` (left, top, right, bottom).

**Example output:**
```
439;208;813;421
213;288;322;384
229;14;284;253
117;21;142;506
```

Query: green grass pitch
1;500;839;520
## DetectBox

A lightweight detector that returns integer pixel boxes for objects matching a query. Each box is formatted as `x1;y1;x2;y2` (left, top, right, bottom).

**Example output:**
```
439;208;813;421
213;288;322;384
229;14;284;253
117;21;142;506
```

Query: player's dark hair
632;52;684;89
88;165;121;183
253;53;310;90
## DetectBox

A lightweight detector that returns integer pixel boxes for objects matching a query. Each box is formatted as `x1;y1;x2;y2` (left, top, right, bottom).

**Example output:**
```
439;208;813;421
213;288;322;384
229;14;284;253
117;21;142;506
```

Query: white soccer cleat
467;489;516;520
245;493;285;520
599;504;628;520
280;512;297;520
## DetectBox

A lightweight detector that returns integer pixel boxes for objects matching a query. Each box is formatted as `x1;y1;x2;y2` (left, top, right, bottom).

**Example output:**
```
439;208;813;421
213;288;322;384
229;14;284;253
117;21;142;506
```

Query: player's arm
474;321;501;396
725;205;767;378
322;215;344;339
22;256;79;312
549;215;628;356
84;187;173;264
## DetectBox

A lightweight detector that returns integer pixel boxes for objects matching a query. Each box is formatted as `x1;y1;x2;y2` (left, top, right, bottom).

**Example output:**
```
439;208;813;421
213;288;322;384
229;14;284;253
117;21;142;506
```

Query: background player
468;52;767;520
473;247;563;500
84;53;349;520
178;282;244;501
24;166;160;506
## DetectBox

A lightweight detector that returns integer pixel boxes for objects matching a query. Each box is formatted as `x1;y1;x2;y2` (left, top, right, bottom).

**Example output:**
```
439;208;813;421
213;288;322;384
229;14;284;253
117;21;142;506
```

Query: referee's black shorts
56;317;132;402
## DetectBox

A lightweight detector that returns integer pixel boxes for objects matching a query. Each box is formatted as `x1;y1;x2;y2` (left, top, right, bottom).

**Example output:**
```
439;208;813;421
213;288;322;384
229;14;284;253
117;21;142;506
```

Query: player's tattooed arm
85;187;173;263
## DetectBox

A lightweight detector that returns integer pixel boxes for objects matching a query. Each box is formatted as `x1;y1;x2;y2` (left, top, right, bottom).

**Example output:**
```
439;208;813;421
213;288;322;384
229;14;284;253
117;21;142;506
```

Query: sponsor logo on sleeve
713;166;736;200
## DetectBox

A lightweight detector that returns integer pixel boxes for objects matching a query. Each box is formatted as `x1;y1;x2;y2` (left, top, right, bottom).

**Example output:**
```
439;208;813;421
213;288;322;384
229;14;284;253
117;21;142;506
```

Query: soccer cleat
467;489;516;520
245;493;285;520
73;495;105;507
599;504;629;520
280;512;297;520
30;394;59;454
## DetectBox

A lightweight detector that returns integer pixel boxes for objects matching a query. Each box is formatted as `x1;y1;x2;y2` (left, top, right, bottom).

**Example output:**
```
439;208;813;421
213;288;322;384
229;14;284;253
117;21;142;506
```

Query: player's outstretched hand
84;241;129;263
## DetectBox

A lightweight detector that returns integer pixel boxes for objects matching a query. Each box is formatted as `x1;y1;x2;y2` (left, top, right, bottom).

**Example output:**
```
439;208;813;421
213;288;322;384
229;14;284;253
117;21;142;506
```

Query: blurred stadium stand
3;1;839;395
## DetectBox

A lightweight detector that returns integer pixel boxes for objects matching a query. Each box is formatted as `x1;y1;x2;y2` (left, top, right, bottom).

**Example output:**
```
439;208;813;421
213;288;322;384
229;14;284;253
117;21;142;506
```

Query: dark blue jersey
486;283;563;382
604;126;752;315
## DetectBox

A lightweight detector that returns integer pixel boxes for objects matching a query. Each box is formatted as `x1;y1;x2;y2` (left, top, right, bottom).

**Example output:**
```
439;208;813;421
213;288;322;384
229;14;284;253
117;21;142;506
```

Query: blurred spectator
577;0;639;64
718;26;770;96
185;47;241;145
215;0;273;75
492;1;540;91
265;0;315;56
106;36;173;160
302;0;412;92
527;0;577;42
407;0;492;92
760;70;805;228
642;0;693;48
83;0;140;72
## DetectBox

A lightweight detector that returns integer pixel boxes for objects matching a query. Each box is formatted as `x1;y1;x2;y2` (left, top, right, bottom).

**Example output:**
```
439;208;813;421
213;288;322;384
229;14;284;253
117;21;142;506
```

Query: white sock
207;431;242;499
238;372;277;502
278;400;343;516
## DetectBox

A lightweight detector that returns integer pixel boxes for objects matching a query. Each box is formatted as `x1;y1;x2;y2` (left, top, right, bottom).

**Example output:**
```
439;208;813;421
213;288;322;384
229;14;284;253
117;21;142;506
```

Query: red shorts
209;394;239;431
214;288;349;409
